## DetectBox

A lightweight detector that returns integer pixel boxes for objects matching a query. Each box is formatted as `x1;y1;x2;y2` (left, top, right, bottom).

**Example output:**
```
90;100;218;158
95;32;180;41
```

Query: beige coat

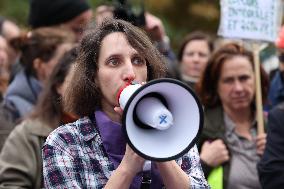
0;119;53;188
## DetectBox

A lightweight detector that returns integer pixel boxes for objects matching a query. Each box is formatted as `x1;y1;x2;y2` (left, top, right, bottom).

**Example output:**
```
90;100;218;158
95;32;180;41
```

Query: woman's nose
192;53;200;62
122;64;136;83
233;80;244;91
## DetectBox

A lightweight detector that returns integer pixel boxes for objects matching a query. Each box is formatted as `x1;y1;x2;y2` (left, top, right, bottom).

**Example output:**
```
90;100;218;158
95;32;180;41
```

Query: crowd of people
0;0;283;188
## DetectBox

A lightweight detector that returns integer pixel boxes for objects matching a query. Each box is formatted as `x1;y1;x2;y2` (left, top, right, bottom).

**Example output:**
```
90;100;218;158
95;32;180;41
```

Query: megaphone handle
141;161;152;189
143;160;151;171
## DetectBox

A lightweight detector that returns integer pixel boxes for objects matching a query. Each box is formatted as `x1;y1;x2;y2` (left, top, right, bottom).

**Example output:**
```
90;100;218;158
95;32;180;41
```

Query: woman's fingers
114;106;123;116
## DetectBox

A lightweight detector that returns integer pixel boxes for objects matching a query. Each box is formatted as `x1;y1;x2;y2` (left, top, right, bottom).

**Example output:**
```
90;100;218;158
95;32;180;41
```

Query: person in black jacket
258;103;284;188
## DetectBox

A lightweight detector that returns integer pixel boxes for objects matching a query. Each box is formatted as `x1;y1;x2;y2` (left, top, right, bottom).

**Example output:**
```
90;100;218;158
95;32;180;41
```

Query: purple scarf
95;110;163;189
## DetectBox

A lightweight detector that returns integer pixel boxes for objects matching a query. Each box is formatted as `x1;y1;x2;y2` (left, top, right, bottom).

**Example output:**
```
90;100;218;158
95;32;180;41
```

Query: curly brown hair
195;42;269;108
64;19;166;116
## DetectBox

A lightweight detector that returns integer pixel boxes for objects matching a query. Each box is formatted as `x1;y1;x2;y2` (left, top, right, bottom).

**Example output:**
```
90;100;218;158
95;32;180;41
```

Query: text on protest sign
218;0;283;42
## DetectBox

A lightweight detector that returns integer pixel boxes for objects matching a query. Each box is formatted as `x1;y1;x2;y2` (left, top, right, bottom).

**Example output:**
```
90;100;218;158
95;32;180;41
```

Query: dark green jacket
198;106;231;189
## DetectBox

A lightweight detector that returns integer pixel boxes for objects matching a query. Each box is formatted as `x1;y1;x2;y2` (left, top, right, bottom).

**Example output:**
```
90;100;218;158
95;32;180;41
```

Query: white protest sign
218;0;283;42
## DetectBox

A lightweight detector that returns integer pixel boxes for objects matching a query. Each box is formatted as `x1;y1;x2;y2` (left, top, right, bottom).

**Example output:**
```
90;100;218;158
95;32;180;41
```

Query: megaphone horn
118;78;203;162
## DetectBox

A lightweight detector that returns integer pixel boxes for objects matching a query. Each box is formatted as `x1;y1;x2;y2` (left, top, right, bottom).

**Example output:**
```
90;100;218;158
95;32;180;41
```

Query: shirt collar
224;112;257;134
77;116;98;142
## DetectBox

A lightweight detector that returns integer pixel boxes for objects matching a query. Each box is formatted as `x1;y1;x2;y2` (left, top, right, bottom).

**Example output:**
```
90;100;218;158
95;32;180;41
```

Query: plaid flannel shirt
43;116;210;188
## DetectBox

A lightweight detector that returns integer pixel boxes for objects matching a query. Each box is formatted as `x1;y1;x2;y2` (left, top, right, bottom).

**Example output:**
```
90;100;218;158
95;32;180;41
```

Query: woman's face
180;39;210;78
217;56;255;112
97;32;147;112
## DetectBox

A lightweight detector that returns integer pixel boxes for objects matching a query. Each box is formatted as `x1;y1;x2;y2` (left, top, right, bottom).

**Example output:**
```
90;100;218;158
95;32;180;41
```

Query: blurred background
0;0;220;52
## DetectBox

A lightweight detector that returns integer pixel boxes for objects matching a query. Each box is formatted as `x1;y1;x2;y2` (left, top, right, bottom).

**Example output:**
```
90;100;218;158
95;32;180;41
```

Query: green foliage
0;0;29;27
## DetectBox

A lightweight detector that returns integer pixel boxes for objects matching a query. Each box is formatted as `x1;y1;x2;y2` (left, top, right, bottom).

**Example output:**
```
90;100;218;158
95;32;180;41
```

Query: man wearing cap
28;0;93;41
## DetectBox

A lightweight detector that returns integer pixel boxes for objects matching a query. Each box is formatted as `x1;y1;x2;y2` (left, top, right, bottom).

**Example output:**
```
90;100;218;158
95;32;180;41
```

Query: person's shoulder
267;103;284;133
5;70;27;96
7;119;48;142
44;116;92;147
204;106;223;116
276;102;284;110
0;99;19;124
1;120;38;153
45;121;77;145
18;118;53;137
270;102;284;117
203;106;224;129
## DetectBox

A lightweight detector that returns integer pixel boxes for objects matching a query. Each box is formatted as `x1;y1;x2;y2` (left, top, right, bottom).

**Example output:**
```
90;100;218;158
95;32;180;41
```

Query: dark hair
64;19;166;116
177;31;214;62
196;42;269;108
30;47;78;128
9;27;75;77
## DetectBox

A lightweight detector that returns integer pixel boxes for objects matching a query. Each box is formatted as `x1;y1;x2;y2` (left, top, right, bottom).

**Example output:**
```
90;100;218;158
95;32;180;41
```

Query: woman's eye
223;77;234;84
107;58;119;66
239;75;250;82
132;57;145;66
199;52;209;58
185;52;194;57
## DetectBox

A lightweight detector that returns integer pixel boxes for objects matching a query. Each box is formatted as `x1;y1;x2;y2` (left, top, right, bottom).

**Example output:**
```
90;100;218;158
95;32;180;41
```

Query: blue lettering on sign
159;115;167;124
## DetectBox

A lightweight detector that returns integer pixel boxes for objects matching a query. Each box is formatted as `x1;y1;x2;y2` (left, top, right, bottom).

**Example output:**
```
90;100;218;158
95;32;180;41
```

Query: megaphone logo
118;78;203;162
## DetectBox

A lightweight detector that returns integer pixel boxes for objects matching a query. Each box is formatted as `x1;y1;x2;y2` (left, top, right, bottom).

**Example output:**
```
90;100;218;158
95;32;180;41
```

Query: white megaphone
118;78;203;162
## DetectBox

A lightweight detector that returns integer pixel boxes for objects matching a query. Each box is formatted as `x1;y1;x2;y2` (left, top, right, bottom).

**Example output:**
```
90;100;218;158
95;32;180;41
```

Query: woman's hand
144;12;165;42
119;145;145;176
256;133;267;156
200;139;230;167
155;161;189;189
105;145;145;188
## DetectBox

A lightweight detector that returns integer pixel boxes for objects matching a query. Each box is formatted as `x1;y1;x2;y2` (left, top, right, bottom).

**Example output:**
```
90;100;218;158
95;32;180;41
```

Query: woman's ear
56;83;63;97
33;58;45;81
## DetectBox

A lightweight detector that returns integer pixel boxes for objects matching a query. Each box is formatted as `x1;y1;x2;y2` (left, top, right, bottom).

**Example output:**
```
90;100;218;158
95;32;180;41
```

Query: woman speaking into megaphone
42;19;209;189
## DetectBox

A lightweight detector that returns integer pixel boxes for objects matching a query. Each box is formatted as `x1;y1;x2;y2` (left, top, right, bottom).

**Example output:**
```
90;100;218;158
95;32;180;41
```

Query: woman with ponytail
2;27;75;123
0;48;78;188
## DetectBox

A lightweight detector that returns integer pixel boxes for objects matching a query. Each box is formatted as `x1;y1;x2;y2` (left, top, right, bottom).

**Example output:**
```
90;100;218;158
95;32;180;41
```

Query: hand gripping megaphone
118;78;203;162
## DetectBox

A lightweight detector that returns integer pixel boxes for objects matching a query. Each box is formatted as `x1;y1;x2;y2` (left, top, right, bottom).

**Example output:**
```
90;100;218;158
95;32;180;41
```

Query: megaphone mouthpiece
135;96;173;130
118;83;173;130
118;83;142;110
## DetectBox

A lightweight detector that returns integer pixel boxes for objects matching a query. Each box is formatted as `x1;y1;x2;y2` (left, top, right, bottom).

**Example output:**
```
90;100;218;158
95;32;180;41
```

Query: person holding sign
196;43;269;189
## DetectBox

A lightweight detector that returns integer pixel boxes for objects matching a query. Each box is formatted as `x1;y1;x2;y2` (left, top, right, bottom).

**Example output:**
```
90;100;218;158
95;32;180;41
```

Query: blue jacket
268;71;284;109
2;70;42;121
